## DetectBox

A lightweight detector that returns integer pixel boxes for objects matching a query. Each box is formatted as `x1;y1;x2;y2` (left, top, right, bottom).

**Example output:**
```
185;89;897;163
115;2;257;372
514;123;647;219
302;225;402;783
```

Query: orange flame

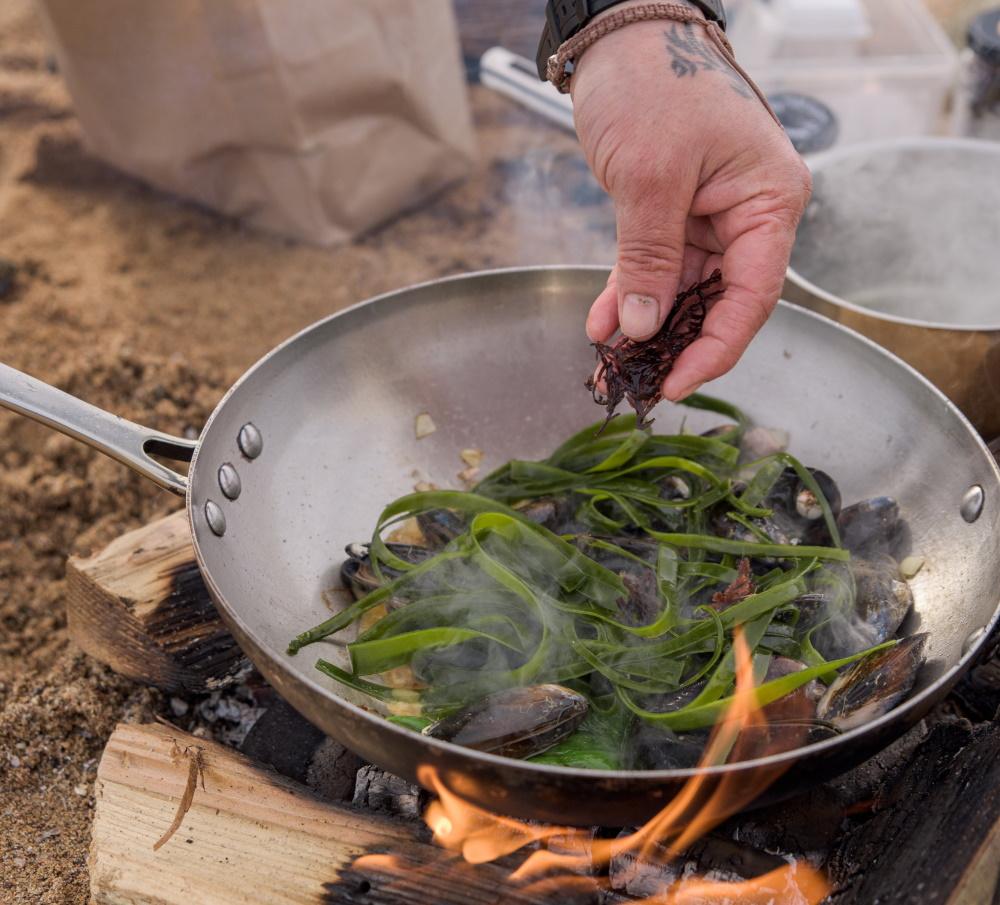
357;630;831;903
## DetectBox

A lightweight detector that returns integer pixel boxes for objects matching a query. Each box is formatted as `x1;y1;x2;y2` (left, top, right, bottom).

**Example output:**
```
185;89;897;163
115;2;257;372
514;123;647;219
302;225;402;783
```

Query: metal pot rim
788;136;1000;333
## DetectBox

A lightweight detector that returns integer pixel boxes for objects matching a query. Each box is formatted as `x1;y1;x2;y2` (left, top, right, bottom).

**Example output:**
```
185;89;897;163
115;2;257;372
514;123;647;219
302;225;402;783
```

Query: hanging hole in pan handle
0;361;198;496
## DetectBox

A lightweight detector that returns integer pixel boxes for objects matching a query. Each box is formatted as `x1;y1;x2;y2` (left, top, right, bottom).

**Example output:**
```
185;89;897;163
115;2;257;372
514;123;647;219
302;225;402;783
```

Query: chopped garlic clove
415;412;436;439
460;447;483;468
899;556;925;579
457;466;480;485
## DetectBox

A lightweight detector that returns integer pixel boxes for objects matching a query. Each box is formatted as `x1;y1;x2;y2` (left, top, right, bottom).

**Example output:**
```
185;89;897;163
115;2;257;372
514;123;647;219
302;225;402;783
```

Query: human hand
571;2;812;401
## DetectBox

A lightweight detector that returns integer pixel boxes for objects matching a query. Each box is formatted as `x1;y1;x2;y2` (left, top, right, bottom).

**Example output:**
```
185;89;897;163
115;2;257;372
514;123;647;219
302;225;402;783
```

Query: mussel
340;542;432;601
514;495;584;535
836;497;902;557
802;554;914;660
714;512;795;560
853;554;914;644
816;633;927;731
423;684;588;759
416;508;466;547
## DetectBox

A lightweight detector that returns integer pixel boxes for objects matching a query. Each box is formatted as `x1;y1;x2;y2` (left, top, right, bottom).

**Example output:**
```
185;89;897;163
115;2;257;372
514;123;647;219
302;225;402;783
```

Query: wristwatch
536;0;727;79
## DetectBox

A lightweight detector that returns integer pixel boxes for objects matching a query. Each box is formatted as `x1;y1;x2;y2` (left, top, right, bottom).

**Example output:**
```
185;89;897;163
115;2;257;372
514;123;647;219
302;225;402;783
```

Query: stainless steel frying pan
3;268;999;826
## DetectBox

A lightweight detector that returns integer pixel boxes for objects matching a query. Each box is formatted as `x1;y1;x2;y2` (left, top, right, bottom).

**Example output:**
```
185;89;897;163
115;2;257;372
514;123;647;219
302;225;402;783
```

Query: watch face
695;0;727;28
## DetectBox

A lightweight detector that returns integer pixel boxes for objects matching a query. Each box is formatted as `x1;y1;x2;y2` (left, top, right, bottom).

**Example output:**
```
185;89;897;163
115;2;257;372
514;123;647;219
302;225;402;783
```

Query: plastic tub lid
770;0;871;40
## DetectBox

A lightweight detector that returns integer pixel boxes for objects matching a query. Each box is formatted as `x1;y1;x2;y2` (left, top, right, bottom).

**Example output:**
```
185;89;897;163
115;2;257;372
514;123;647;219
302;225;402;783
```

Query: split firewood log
90;723;563;905
67;509;246;692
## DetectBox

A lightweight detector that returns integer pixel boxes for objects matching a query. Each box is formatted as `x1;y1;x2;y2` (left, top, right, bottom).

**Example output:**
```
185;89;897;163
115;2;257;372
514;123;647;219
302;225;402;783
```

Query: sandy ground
0;1;985;902
0;3;616;902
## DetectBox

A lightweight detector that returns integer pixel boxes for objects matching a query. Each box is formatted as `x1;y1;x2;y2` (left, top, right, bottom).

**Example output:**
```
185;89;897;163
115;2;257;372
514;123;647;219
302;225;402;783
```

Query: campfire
73;511;1000;904
388;632;831;904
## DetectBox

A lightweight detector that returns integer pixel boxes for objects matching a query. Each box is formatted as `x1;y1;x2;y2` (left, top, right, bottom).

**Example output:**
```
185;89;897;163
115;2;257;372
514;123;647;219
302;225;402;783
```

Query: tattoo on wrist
664;23;752;99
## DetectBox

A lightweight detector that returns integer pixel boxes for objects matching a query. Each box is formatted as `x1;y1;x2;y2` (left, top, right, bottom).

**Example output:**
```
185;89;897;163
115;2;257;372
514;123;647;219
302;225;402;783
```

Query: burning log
90;723;564;905
66;509;246;692
828;720;1000;904
352;765;425;819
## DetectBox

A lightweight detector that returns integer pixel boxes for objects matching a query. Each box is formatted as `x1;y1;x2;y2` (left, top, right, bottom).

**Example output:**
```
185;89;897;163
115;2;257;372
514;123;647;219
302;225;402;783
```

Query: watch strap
536;0;726;79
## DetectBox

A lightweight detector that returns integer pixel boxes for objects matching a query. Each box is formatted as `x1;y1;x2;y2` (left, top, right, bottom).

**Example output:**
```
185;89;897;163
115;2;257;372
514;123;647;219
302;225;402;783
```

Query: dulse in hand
586;270;724;427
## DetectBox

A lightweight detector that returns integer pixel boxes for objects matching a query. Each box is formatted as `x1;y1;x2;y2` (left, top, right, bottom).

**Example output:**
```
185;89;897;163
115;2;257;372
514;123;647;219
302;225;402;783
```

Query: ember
586;271;725;427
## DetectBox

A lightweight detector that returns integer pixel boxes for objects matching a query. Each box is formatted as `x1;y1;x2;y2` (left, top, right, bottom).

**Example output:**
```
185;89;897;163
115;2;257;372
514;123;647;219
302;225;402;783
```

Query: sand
0;1;616;901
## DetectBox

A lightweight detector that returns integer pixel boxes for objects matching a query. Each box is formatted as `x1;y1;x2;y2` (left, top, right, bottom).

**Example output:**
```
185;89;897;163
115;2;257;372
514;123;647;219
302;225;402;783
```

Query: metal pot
2;267;999;826
784;137;1000;439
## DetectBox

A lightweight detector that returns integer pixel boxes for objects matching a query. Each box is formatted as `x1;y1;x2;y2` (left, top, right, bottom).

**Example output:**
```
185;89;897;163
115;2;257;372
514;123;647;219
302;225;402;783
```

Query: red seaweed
711;557;756;609
585;270;724;428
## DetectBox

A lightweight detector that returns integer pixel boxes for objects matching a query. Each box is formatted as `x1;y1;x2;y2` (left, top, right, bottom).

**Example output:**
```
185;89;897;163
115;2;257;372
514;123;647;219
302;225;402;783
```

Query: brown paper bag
35;0;477;245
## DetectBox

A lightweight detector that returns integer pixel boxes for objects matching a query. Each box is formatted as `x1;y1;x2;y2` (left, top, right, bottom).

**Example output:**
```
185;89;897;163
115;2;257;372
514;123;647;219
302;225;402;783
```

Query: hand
571;3;812;401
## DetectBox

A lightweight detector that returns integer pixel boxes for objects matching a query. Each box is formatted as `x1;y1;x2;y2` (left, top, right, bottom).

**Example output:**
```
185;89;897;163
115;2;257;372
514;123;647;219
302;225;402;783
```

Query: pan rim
187;265;1000;783
787;136;1000;333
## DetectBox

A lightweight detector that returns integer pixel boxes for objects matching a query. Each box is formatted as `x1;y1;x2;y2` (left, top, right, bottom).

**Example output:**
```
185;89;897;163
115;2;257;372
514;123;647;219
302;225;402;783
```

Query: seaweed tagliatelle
288;396;897;770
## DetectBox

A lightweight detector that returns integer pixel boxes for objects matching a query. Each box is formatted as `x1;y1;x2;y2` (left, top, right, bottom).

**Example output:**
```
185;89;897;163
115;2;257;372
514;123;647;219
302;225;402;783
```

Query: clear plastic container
729;0;958;146
734;0;872;62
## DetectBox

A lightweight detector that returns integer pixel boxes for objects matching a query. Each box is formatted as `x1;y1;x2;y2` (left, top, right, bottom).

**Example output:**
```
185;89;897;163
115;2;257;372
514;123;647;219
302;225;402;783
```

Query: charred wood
828;720;1000;904
67;509;246;692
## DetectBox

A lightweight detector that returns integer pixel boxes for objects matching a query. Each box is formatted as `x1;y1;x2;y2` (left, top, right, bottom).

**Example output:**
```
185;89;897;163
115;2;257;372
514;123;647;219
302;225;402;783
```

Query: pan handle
0;362;196;496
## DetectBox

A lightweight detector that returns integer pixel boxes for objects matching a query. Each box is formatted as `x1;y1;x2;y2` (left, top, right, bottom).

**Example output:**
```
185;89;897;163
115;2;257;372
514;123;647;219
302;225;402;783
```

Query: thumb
614;187;693;341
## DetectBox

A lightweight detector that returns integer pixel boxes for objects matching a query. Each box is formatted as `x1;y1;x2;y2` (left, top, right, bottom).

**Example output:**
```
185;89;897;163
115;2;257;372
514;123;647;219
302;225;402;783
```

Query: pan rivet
960;485;985;523
238;423;263;459
218;463;241;500
205;500;227;537
963;627;985;657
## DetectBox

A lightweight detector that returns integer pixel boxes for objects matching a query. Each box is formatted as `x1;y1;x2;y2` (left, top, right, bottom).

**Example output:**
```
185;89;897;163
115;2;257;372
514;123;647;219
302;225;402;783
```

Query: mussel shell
416;509;466;547
836;497;901;557
423;684;588;759
817;633;927;731
713;513;794;562
853;554;914;644
617;569;663;628
514;495;581;534
340;542;432;601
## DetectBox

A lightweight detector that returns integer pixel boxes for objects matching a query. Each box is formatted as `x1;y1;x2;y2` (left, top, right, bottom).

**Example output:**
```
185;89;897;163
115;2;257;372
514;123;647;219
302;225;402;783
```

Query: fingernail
620;294;660;339
664;380;703;402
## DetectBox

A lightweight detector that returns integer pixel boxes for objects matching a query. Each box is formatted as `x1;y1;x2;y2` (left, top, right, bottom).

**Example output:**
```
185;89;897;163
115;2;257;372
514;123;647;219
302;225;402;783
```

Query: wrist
537;1;724;81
